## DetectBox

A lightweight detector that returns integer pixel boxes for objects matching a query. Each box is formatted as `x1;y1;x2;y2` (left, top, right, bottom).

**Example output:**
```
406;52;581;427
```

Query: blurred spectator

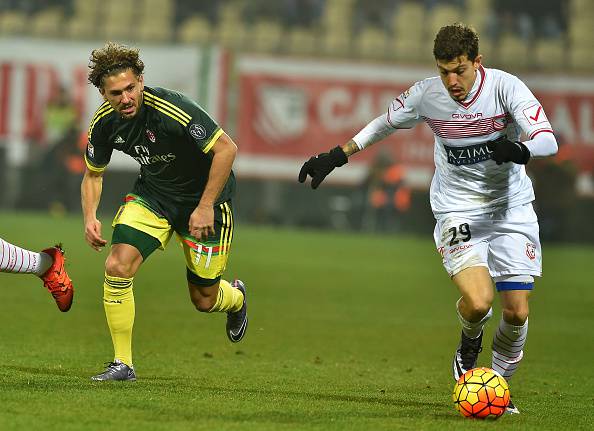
43;85;77;149
20;84;83;213
492;0;567;40
43;127;86;214
361;149;411;232
243;0;324;28
175;0;221;26
43;84;82;212
282;0;324;28
244;0;283;24
528;133;577;242
353;0;399;33
1;0;36;14
422;0;465;9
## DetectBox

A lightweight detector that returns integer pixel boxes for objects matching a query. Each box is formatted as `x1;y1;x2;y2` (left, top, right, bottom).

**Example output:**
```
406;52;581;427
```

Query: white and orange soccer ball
452;367;510;419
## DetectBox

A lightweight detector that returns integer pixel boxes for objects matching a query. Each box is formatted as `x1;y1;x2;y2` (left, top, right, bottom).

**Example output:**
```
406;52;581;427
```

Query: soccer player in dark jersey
82;42;247;381
0;238;73;312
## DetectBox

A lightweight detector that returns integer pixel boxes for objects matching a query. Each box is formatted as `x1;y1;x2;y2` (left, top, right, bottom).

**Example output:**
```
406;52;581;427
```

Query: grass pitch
0;211;593;430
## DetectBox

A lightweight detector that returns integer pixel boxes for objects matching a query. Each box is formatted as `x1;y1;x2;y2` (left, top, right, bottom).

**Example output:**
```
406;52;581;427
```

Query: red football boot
39;245;74;312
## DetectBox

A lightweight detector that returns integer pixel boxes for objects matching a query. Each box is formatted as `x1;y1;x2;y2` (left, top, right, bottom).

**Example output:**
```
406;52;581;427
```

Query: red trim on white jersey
423;113;508;139
17;248;24;272
456;65;486;109
0;240;7;269
386;98;404;128
529;129;554;139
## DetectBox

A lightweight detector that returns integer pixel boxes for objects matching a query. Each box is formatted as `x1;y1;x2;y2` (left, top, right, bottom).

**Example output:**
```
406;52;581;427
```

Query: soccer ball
452;367;510;419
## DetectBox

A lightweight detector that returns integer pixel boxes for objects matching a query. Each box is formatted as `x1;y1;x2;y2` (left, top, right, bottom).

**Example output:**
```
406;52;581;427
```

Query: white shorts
433;203;541;278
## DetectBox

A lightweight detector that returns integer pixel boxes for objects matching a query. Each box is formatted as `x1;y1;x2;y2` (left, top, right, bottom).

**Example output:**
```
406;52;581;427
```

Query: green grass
0;211;593;430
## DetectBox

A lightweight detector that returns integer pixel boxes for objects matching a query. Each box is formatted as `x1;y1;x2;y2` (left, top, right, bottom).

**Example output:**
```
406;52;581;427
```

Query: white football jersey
358;66;554;216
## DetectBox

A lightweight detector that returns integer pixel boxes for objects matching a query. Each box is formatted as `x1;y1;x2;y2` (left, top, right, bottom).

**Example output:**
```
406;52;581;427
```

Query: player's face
100;69;144;119
436;55;482;101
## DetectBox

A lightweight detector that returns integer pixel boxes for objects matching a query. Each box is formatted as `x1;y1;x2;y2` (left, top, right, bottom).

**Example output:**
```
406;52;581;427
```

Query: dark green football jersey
85;86;235;220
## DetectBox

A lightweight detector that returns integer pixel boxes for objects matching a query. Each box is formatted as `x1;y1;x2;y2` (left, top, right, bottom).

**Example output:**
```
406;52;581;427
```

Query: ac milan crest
146;129;156;143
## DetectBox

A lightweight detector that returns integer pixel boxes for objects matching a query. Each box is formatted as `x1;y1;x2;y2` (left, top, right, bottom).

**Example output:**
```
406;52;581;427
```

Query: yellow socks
103;273;135;367
102;276;241;365
209;279;244;313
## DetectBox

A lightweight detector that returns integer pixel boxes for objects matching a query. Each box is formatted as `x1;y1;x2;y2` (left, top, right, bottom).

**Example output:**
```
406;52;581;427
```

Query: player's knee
105;256;135;278
463;296;492;321
502;306;529;325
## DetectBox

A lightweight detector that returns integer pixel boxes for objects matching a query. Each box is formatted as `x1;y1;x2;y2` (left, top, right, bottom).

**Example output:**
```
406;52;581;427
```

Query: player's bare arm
81;169;108;251
189;132;237;241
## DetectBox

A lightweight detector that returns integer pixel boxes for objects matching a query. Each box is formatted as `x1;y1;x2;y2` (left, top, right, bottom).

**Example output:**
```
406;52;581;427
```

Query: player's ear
99;87;107;101
138;74;144;91
473;54;483;69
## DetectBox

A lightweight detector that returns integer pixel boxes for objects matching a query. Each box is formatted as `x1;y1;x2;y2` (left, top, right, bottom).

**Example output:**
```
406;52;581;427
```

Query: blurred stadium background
1;3;594;429
0;0;593;243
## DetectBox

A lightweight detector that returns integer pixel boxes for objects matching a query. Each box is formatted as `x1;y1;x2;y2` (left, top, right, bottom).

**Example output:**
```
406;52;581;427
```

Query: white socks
491;318;528;381
0;238;52;276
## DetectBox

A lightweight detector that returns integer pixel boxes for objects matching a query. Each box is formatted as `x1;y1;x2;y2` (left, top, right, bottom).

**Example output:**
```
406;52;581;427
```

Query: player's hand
84;219;108;251
298;146;348;189
487;137;530;165
189;205;215;241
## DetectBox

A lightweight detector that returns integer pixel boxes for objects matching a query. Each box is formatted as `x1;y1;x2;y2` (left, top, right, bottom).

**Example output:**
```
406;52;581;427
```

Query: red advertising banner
237;58;435;170
236;57;594;184
532;89;594;171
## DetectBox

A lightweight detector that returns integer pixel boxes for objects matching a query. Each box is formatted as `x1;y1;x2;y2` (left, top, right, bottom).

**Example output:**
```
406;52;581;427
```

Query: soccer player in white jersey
298;23;558;415
0;238;74;311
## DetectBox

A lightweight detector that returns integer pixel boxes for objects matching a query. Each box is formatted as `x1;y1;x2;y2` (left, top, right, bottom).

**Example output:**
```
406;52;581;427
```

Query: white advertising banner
0;38;225;169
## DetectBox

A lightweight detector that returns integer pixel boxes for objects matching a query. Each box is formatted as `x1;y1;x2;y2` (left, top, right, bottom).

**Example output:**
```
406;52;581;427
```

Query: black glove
487;137;530;165
298;146;348;189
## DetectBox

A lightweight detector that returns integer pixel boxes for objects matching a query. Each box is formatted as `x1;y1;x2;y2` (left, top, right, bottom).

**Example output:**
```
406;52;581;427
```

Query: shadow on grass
1;365;89;379
1;365;461;423
144;377;459;422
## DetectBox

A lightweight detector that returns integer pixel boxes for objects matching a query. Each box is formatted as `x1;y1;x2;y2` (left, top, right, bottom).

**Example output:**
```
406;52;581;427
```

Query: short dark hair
433;23;479;62
88;41;145;89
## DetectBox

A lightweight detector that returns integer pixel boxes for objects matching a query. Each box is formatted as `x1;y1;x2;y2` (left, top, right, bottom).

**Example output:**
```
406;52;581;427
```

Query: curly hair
88;41;145;88
433;23;479;62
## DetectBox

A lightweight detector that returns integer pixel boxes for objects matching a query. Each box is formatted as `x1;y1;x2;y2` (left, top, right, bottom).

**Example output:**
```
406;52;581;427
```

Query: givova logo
443;142;493;166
